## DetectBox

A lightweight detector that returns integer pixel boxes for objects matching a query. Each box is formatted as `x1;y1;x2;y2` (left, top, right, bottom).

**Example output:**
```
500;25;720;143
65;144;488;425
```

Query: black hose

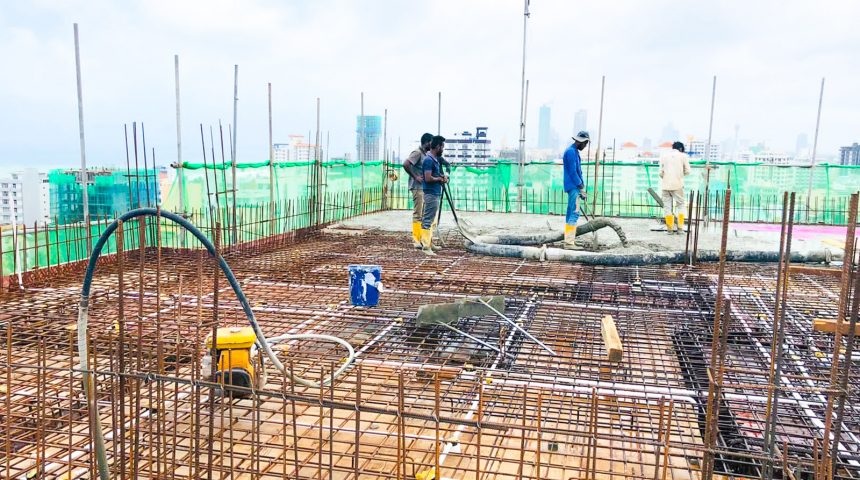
78;207;259;480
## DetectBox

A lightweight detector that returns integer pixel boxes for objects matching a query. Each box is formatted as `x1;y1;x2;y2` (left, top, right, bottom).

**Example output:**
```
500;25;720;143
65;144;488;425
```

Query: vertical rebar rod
124;125;133;208
73;23;92;255
661;400;675;480
359;92;366;214
702;188;732;480
823;191;857;474
353;364;361;478
142;123;152;208
762;191;791;478
383;108;388;209
116;221;128;480
5;322;11;480
830;225;860;477
684;190;694;263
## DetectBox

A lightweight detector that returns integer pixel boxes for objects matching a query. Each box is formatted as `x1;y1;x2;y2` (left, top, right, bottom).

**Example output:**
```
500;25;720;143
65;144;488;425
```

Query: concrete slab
335;210;849;256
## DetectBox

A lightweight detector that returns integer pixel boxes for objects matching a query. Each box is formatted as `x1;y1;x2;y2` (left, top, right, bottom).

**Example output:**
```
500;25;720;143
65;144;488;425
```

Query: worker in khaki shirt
403;133;434;248
659;141;691;234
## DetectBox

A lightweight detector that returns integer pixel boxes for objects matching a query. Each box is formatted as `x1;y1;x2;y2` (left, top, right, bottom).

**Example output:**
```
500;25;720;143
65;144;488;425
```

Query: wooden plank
601;315;623;363
789;265;842;278
813;318;860;336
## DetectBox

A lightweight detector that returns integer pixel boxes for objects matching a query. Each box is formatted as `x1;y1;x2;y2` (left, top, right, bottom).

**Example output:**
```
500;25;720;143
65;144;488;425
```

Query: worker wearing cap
562;131;589;249
659;141;691;234
403;133;434;248
420;136;448;256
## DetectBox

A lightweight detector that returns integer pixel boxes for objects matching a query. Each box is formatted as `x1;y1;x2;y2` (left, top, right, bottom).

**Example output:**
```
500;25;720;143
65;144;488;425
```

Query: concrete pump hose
465;242;840;266
78;208;356;480
471;218;628;247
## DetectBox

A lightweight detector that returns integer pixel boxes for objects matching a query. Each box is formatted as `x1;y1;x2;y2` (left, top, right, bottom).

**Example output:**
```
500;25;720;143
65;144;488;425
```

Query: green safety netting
49;168;161;224
164;159;859;224
2;160;857;277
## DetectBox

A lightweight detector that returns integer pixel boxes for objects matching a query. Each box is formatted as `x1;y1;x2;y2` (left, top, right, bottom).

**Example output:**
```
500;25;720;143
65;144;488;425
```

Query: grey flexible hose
471;217;628;247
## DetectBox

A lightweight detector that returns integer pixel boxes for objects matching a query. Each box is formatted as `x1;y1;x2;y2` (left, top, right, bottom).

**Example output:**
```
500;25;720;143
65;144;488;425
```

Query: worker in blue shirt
563;131;589;249
420;135;448;255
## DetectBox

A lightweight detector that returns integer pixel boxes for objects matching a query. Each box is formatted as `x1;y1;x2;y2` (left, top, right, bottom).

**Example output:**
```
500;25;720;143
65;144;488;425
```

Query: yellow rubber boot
563;224;580;249
411;222;422;248
665;215;676;234
420;229;436;256
677;213;685;232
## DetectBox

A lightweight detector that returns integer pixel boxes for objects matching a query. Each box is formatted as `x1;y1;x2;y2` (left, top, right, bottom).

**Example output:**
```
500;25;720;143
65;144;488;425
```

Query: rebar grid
1;217;857;479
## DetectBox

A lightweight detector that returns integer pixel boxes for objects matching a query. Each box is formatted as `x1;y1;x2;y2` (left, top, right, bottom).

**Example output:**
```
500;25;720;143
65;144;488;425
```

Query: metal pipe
268;82;274;219
806;77;825;212
231;65;239;244
437;91;441;135
516;0;529;213
360;92;365;212
174;55;184;216
73;23;91;255
703;76;717;224
315;97;322;224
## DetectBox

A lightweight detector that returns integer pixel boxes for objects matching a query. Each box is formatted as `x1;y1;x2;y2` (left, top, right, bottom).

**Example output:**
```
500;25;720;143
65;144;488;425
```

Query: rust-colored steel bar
701;188;732;480
828;192;860;477
762;191;791;477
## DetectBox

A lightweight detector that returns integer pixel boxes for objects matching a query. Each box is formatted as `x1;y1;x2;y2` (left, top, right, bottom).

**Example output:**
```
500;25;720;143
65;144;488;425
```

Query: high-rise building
274;134;319;163
689;140;721;163
0;169;50;226
795;133;809;155
840;143;860;166
356;115;382;163
574;109;587;135
444;127;491;164
538;105;552;149
661;123;679;142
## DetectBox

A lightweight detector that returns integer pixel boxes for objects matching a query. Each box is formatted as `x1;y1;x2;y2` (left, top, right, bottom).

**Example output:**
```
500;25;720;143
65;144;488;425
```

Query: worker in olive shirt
420;136;448;256
562;131;589;249
402;133;434;248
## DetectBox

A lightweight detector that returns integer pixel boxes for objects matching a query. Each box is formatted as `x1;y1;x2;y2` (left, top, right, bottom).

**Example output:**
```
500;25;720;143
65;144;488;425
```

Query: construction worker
403;133;434;248
659;141;691;234
563;131;589;249
420;136;448;256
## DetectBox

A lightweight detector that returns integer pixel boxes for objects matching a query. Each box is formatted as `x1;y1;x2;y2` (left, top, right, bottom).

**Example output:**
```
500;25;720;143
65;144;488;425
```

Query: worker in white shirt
658;141;691;234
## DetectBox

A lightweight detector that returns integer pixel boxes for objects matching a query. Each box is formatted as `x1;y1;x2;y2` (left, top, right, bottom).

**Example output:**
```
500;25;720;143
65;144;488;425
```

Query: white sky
1;0;858;169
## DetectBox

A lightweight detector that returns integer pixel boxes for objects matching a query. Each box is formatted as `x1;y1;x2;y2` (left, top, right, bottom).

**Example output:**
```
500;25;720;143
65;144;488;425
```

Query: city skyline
2;1;858;169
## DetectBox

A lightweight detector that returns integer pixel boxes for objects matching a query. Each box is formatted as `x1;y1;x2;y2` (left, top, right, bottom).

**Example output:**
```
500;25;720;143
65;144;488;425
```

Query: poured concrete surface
334;210;850;256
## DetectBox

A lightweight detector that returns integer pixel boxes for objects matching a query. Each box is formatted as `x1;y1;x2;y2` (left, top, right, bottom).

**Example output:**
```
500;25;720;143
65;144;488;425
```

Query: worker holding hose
420;135;448;256
563;131;590;249
659;141;691;234
403;133;434;248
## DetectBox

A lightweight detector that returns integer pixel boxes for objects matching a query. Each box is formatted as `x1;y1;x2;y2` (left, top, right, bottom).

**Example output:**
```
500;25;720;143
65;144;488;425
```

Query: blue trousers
422;193;441;229
565;190;580;226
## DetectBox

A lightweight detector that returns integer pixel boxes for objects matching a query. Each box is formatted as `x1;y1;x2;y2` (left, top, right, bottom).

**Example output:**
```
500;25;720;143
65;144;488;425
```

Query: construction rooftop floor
1;210;858;479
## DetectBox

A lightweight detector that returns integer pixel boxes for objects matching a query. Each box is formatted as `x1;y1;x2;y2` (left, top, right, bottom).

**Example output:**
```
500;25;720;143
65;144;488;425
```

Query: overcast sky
1;0;858;169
